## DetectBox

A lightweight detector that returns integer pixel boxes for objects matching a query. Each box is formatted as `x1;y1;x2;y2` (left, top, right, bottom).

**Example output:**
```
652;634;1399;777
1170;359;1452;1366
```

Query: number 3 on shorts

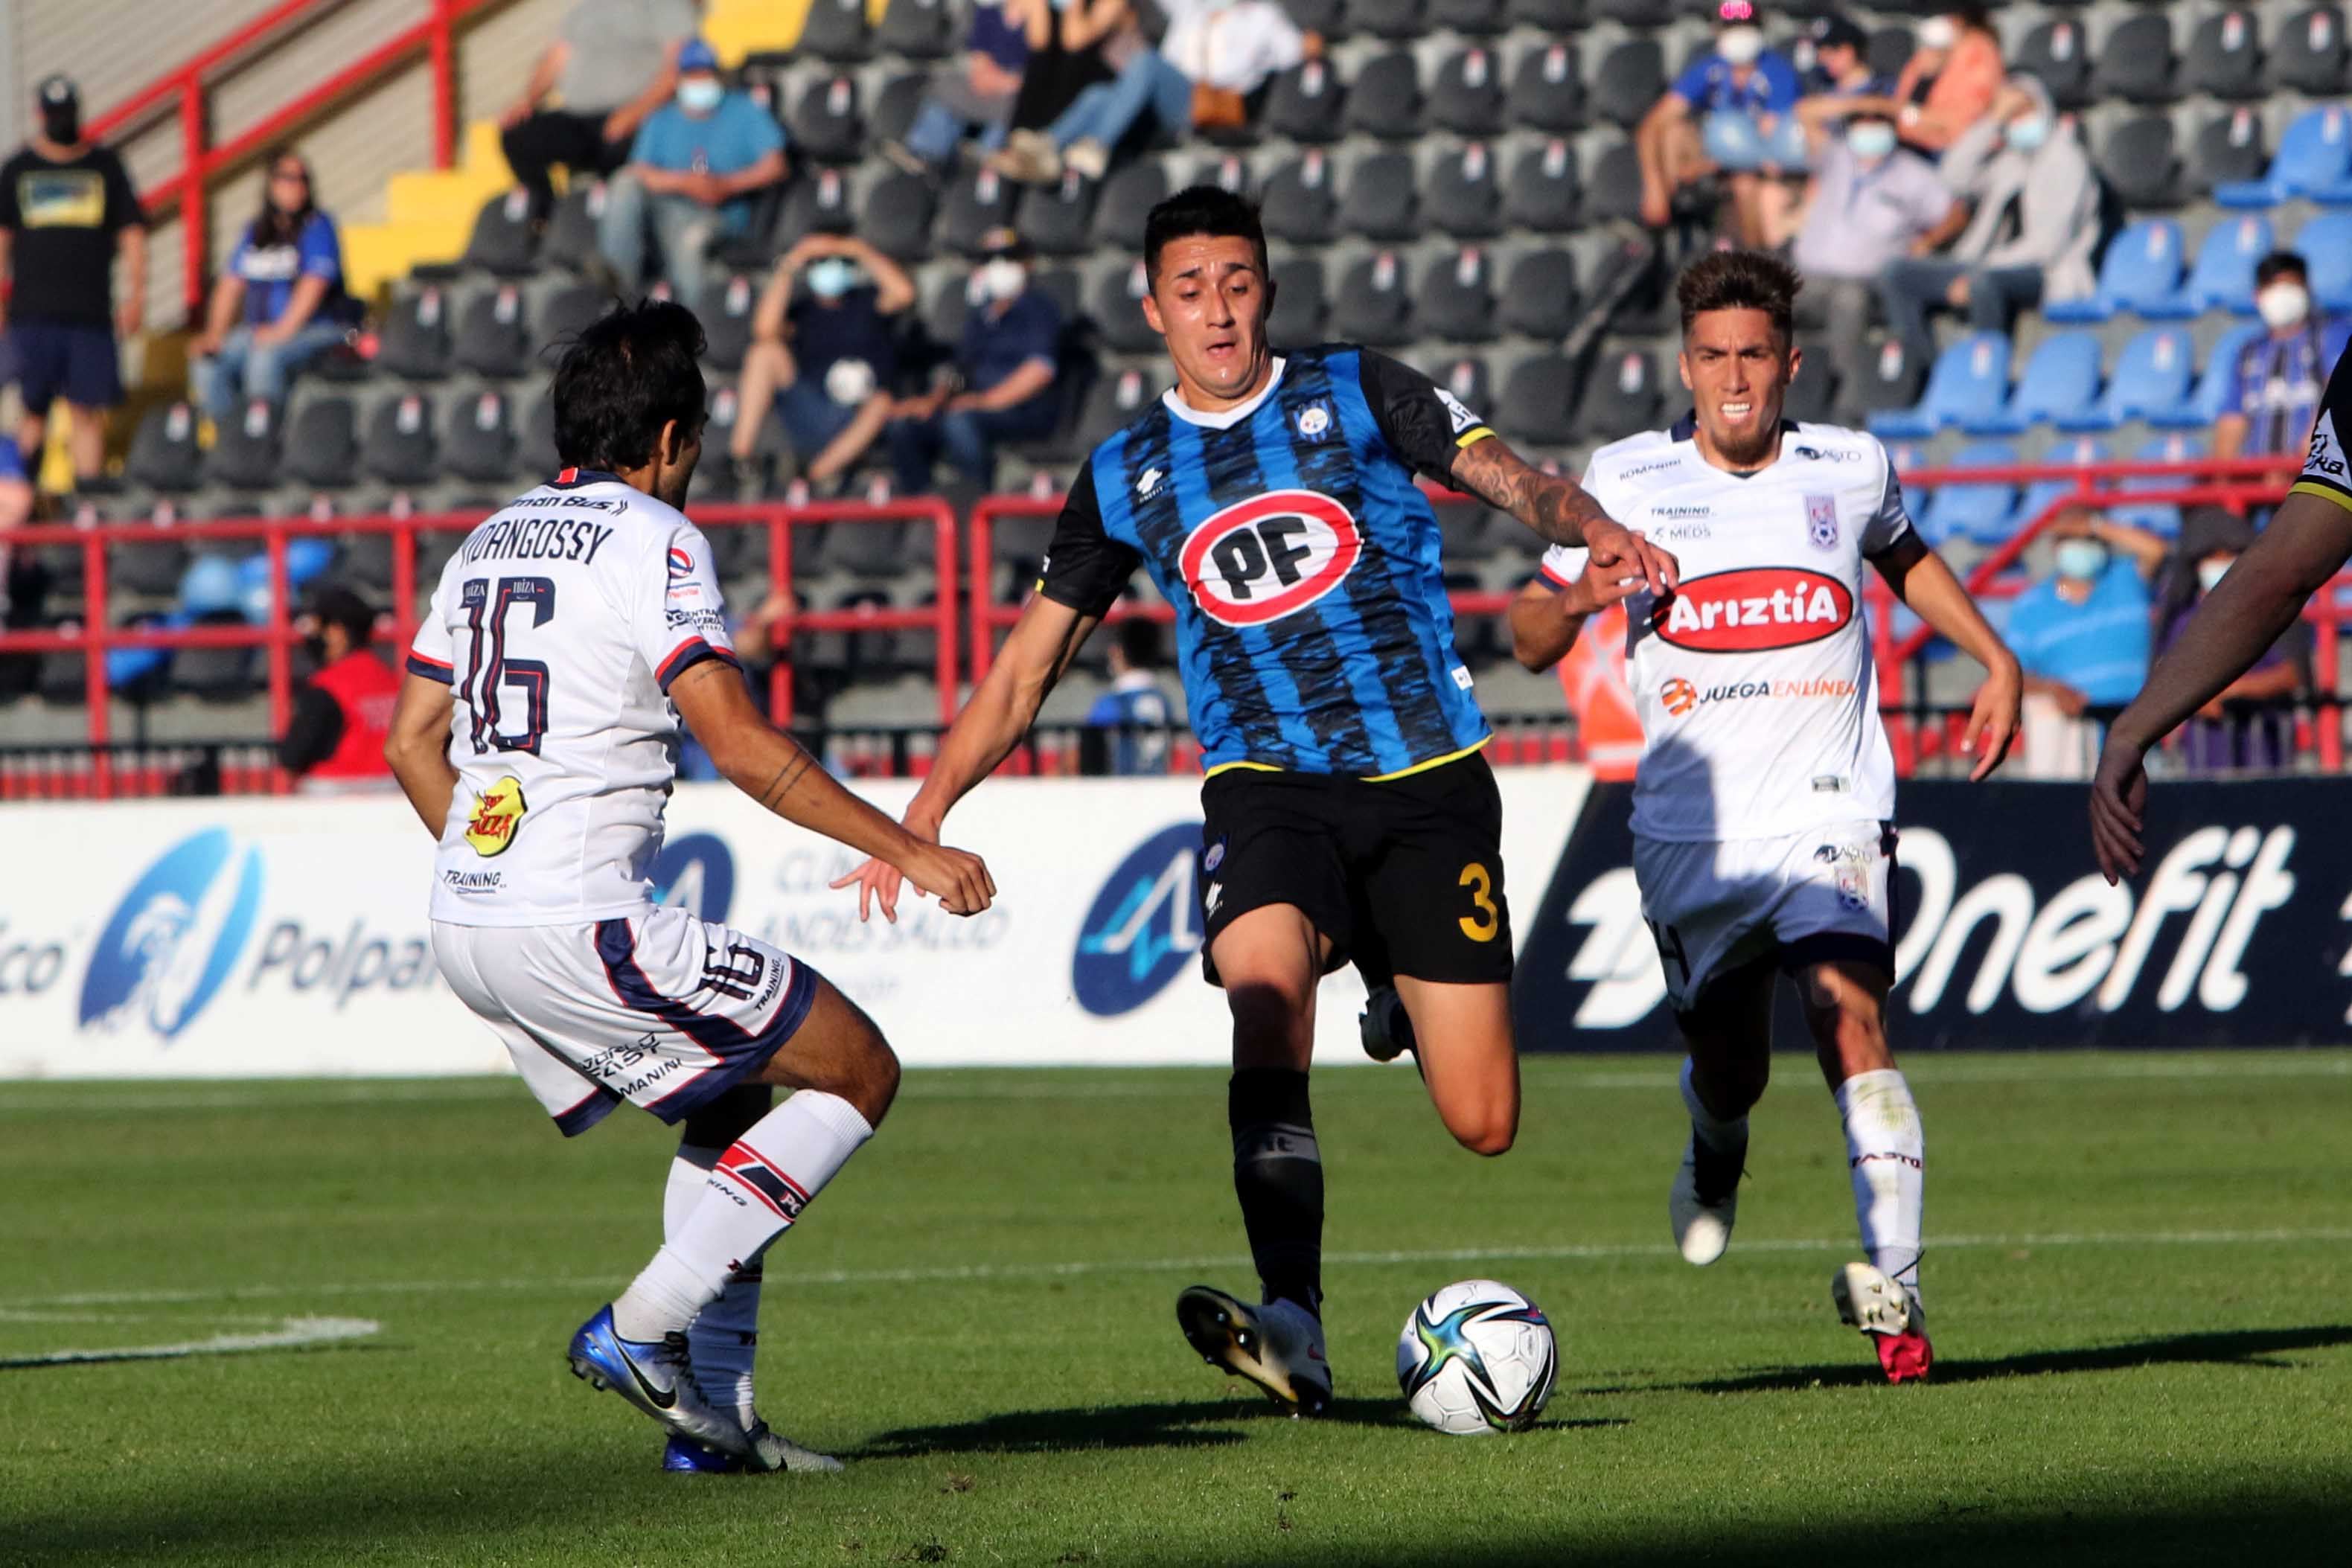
1457;862;1501;942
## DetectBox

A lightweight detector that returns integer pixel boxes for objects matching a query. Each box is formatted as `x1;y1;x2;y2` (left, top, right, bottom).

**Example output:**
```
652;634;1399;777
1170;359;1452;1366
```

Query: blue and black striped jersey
1038;346;1495;778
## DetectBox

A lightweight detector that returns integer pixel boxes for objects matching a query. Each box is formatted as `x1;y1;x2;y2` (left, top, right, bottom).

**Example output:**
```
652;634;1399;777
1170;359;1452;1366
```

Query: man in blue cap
597;39;787;317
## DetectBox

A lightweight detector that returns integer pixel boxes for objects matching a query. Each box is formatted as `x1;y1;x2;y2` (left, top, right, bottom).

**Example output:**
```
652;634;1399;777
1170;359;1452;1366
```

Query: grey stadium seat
1582;138;1645;226
798;0;872;61
2188;107;2268;196
1342;53;1421;141
1016;171;1099;257
1506;139;1581;234
1265;60;1346;144
2272;7;2349;95
1588;39;1664;129
1430;47;1506;138
1415;246;1498;345
520;392;559;478
1428;0;1506;34
283;397;359;490
937;168;1018;256
444;388;519;486
875;0;955;60
1073;367;1159;452
541;183;607;275
1499;248;1579;341
1348;0;1423;41
1425;143;1502;239
2182;8;2265;100
1338;151;1419;241
375;286;453;380
1506;0;1581;23
1270;255;1329;345
1433;356;1492;422
1332;252;1413;347
453;284;530;379
791;75;864;165
862;170;936;261
205;400;281;493
2100;115;2182;211
362;392;440;487
1848;336;1925;419
1571;348;1663;439
2015;17;2094;109
1865;26;1913;84
539;282;613;350
126;402;202;494
1507;42;1582;135
1092;161;1166;252
700;272;760;372
1187;153;1253;200
778;167;856;249
462;189;538;278
870;72;930;146
1497;353;1576;447
1261;153;1340;245
2092;13;2179;105
1092;259;1162;353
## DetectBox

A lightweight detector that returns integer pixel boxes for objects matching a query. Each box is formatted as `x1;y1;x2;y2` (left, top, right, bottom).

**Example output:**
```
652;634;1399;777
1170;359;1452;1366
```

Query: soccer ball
1396;1279;1558;1436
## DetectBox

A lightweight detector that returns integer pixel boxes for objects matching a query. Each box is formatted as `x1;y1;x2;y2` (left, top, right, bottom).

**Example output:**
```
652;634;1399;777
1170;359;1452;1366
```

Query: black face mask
40;102;79;144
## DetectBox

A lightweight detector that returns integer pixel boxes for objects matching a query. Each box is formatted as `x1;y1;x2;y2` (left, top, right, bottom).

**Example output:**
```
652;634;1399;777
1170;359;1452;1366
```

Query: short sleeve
1861;443;1917;556
102;152;144;232
1538;545;1588;589
1356;349;1495;484
406;567;456;682
1669;57;1712;105
1036;467;1143;617
298;214;342;281
731;97;787;162
636;524;741;692
2290;342;2352;513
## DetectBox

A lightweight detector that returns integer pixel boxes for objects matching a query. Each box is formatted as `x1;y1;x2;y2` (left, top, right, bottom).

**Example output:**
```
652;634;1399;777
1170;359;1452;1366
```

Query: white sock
663;1146;764;1427
1681;1057;1749;1153
612;1092;874;1342
1835;1068;1924;1306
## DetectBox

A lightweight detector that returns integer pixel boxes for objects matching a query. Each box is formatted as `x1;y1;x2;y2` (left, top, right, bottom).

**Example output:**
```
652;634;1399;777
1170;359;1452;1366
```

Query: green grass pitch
4;1052;2348;1567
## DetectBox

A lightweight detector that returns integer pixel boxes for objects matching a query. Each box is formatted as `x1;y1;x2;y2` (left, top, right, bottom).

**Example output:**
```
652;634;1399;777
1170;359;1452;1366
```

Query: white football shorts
1631;820;1897;1013
432;905;819;1136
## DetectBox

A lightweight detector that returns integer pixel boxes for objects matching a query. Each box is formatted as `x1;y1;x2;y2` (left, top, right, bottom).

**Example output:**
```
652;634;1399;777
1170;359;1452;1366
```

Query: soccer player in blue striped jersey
837;185;1676;1415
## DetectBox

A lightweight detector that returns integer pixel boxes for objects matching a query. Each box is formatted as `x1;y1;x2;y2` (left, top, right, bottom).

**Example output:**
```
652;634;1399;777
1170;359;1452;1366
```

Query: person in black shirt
727;234;914;489
0;74;147;485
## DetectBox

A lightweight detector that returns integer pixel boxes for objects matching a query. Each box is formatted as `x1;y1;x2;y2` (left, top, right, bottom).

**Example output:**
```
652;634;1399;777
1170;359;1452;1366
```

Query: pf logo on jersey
1179;489;1362;627
1651;568;1854;653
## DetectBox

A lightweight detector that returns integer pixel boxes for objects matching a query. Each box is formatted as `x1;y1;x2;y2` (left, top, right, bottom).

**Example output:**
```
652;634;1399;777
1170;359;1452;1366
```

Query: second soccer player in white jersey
1511;252;2022;1383
383;301;994;1470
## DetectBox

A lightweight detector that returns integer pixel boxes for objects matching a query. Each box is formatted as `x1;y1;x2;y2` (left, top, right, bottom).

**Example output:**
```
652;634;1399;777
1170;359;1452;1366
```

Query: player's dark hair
1114;616;1163;670
1676;250;1801;344
549;298;708;473
1143;185;1270;286
2255;250;2310;289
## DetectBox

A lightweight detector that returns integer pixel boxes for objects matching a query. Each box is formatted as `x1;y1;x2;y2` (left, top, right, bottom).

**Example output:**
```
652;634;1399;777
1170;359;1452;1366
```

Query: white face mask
978;257;1026;302
677;77;723;114
1917;16;1959;50
1847;121;1898;160
2005;114;2051;152
1717;26;1765;65
2257;281;2312;331
2198;559;2232;594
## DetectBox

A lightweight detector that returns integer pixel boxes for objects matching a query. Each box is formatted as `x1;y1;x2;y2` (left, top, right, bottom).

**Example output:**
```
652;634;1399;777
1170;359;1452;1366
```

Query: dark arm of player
1448;436;1678;593
1508;561;1644;672
668;659;994;915
1870;532;2022;782
385;673;459;837
278;684;345;775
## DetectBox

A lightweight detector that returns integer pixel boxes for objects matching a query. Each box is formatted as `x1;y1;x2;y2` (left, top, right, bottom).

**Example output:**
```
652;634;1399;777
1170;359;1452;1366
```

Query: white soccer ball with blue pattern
1396;1279;1557;1435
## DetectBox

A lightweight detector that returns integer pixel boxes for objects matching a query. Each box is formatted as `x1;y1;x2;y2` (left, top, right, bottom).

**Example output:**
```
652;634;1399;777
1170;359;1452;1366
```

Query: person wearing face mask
278;584;402;794
1798;13;1892;100
1874;76;2098;368
885;231;1063;496
188;148;358;420
2149;511;2310;774
1637;1;1807;247
729;234;915;490
2214;252;2352;462
498;0;700;224
0;74;148;487
1866;4;2004;156
596;40;787;318
2003;507;2167;780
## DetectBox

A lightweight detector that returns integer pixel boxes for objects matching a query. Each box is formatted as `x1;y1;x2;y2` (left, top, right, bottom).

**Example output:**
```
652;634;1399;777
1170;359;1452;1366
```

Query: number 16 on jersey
459;575;557;756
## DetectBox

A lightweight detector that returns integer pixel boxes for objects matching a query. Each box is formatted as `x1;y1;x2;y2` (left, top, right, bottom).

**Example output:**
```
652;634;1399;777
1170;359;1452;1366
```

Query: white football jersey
407;470;738;925
1542;421;1912;843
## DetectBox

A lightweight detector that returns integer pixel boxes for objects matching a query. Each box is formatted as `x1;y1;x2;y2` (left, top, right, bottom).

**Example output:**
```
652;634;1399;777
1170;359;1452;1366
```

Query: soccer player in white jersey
1509;253;2022;1383
383;301;994;1470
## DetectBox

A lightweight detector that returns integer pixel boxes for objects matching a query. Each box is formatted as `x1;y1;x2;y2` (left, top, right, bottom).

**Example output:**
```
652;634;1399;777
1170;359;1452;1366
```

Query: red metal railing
82;0;497;316
0;499;956;799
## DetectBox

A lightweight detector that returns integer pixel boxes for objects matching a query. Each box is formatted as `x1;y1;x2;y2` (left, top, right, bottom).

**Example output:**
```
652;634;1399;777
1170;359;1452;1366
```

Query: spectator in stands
2156;511;2310;773
885;230;1060;496
2214;253;2352;461
0;436;27;537
728;234;915;490
1084;618;1175;775
1876;4;2004;157
2004;506;2166;781
595;40;787;318
1787;104;1966;422
887;0;1046;174
499;0;699;223
188;149;354;420
1800;13;1889;100
280;584;400;795
1637;1;1806;247
1874;77;2097;367
0;74;147;487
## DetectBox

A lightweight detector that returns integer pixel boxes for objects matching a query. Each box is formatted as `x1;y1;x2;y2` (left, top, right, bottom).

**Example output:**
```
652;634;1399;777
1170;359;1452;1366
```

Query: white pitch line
0;1315;380;1369
7;1227;2345;1314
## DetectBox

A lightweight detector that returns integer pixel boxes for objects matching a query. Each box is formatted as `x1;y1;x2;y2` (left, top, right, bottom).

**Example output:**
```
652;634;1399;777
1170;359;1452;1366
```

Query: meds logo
78;828;265;1040
652;832;736;923
1073;823;1204;1016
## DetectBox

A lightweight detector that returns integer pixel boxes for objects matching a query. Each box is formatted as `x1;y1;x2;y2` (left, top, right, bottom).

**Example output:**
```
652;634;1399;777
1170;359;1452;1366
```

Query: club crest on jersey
464;775;528;856
1178;489;1363;627
1652;568;1854;653
1294;400;1335;440
666;546;694;579
1805;494;1839;551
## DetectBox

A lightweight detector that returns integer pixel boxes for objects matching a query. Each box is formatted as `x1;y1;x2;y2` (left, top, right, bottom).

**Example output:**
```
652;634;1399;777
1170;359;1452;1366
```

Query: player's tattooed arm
1449;438;1680;592
754;749;816;812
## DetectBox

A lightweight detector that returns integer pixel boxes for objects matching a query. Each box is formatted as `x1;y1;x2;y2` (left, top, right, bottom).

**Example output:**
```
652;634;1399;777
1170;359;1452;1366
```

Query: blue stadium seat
2292;211;2352;310
1918;442;2022;546
1962;332;2102;435
2011;436;2108;533
2150;321;2266;430
2110;433;2205;537
1867;333;2010;438
2045;218;2182;321
2075;326;2196;429
2214;105;2352;206
2149;214;2274;317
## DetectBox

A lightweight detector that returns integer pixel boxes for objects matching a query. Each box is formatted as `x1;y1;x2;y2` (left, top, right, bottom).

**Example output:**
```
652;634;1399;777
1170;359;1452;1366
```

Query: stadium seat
517;392;559;479
779;167;856;249
1429;0;1506;31
1867;333;2010;438
2188;106;2269;197
1016;171;1097;257
539;283;612;348
1416;246;1498;345
864;170;937;260
1332;252;1413;346
1270;255;1329;343
2272;6;2350;95
1570;348;1662;440
1508;42;1582;134
2182;7;2265;100
1339;151;1418;240
1865;25;1914;84
1498;248;1579;340
282;397;359;490
540;183;607;275
453;284;529;379
1585;0;1660;21
1263;60;1346;144
699;273;759;372
1430;48;1506;136
2044;217;2182;321
2214;105;2352;205
1342;53;1422;140
1261;153;1340;244
1506;0;1582;27
869;72;929;146
2010;435;2109;535
362;391;440;487
1092;259;1160;353
375;286;453;380
205;400;283;493
1783;360;1838;425
921;273;971;356
461;189;538;278
2073;325;2195;429
2159;213;2274;316
1425;143;1502;238
1071;368;1157;453
1092;161;1166;252
113;517;195;598
2015;18;2094;109
2150;321;2264;430
2109;432;2205;537
2099;115;2182;210
798;0;872;61
875;0;955;60
1918;441;2021;547
2090;13;2178;104
1588;38;1664;128
2292;212;2352;310
168;608;256;704
1349;0;1423;37
1029;264;1083;333
1960;332;2101;436
1498;353;1576;446
444;388;519;486
1434;355;1493;419
791;75;864;166
937;168;1018;256
1187;153;1253;199
1581;138;1643;226
124;403;202;494
1505;138;1582;232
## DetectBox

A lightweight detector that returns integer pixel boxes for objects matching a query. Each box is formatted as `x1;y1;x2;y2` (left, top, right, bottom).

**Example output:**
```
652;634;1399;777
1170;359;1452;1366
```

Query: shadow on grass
1640;1323;2352;1396
861;1395;1630;1457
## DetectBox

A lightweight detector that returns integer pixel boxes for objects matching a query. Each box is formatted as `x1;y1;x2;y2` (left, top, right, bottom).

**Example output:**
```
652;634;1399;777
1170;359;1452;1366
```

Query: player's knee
844;1028;901;1127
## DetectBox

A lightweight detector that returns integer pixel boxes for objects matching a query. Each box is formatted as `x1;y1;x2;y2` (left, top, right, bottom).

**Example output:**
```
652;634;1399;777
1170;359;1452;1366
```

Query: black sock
1230;1068;1323;1316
